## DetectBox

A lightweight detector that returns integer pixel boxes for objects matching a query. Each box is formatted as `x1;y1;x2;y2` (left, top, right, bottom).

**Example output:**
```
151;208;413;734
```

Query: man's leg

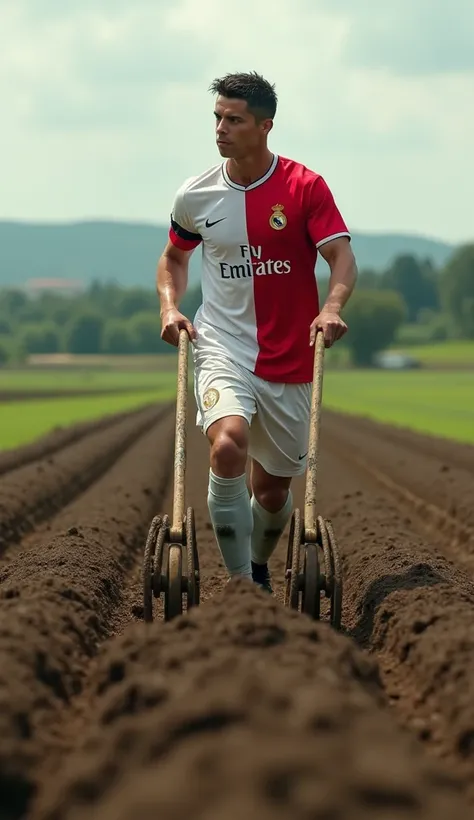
193;350;256;581
249;459;293;592
246;379;311;591
205;415;254;580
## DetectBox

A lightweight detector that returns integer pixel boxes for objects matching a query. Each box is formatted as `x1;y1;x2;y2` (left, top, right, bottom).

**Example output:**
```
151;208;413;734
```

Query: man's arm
319;235;357;313
310;236;357;346
157;240;197;346
305;173;357;347
157;239;191;312
158;177;202;346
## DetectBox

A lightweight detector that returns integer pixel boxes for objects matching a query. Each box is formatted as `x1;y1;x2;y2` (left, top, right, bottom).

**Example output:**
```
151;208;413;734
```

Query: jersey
168;153;351;383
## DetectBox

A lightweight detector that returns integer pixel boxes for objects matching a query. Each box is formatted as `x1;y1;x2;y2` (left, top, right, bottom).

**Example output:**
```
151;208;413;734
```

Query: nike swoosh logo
298;452;308;460
205;217;226;227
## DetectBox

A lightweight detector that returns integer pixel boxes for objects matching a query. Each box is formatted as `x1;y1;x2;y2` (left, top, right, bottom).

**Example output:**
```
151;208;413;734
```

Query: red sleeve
307;175;351;249
168;182;202;251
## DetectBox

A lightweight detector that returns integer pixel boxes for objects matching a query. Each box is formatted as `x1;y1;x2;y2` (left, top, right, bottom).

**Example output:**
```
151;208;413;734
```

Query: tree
381;254;439;322
19;322;61;354
416;308;449;341
37;292;74;326
102;319;135;354
419;258;440;311
0;340;8;366
179;285;202;321
129;312;169;354
439;244;474;338
343;289;406;366
460;298;474;338
86;281;123;317
355;268;381;290
65;311;104;354
118;288;156;319
0;289;28;316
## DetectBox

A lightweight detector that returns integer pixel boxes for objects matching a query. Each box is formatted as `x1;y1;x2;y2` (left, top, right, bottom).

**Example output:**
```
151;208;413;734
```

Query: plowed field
1;397;474;819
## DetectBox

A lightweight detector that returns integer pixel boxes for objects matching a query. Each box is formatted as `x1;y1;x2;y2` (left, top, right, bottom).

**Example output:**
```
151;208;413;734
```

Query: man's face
214;95;271;158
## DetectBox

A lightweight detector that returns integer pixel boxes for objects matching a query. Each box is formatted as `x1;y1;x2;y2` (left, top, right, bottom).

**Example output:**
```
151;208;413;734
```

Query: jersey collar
222;153;279;191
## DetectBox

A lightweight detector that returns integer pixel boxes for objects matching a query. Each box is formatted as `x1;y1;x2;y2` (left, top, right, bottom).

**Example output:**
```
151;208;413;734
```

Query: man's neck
226;148;275;187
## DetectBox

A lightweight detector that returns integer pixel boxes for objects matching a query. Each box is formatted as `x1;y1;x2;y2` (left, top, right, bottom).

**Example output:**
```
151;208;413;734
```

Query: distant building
24;278;85;296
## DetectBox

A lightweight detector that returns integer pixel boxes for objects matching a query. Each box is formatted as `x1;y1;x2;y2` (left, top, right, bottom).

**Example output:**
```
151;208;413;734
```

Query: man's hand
310;309;347;348
161;308;197;346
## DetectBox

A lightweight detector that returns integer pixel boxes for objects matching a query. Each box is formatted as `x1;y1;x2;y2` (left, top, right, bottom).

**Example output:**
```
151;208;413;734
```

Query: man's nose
216;119;227;134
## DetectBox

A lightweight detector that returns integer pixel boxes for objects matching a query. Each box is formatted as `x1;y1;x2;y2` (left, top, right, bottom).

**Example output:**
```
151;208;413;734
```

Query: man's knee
252;464;291;513
255;485;290;513
207;416;249;477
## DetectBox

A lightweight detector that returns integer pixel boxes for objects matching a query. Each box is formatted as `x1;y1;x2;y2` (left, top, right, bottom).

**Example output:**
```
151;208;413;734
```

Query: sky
1;0;473;243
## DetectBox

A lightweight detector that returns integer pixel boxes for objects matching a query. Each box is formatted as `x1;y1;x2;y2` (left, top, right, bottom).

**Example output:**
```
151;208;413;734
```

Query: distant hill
0;220;457;290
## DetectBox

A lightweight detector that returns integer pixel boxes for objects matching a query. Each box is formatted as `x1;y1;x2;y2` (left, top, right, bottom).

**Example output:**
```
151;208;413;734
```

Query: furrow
0;409;175;819
0;403;170;554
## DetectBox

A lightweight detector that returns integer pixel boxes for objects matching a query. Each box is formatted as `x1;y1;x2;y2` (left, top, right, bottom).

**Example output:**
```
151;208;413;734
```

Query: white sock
251;490;293;565
207;469;253;579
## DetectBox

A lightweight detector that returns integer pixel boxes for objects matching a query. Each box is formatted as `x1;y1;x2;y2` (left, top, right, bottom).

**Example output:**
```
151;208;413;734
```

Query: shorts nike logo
205;217;226;227
298;452;308;460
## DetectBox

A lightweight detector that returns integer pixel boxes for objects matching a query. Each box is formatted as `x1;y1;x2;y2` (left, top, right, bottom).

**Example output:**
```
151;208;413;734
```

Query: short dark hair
209;71;277;120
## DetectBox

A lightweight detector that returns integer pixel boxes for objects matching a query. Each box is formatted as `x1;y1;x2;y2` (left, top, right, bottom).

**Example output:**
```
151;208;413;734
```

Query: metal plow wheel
142;329;200;622
284;331;343;629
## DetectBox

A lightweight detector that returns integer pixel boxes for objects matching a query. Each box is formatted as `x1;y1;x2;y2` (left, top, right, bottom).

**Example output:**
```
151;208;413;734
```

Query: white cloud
316;0;474;74
0;0;472;244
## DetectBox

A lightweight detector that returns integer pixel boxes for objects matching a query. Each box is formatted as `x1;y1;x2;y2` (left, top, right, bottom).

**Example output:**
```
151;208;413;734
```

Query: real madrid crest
269;203;287;230
202;387;219;411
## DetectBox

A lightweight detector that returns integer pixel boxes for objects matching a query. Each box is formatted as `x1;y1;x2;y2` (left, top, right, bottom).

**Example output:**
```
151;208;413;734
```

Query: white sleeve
169;178;202;244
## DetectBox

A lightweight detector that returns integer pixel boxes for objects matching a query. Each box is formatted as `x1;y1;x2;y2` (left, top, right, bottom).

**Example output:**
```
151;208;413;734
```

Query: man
157;71;357;593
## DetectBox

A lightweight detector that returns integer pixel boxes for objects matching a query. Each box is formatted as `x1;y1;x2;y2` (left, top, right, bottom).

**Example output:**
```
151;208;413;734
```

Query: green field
0;365;175;393
394;340;474;367
1;343;473;450
0;355;189;450
324;339;474;370
4;369;471;450
323;370;474;443
0;388;174;450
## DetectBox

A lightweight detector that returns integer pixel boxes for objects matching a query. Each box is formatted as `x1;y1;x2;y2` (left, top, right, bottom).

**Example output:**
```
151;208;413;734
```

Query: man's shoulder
278;155;323;183
176;163;223;196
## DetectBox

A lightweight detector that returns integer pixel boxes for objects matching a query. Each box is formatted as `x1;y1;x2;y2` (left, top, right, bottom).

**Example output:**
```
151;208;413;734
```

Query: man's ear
262;118;273;135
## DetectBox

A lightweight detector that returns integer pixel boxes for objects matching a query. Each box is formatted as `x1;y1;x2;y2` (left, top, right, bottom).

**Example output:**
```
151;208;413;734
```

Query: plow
284;330;343;627
142;329;200;622
143;328;342;628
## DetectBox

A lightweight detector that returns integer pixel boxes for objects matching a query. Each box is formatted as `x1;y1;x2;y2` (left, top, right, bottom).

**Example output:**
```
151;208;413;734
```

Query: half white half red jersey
168;153;351;383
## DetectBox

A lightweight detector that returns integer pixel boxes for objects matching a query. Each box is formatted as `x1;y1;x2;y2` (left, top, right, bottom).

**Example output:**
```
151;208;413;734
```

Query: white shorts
193;351;312;477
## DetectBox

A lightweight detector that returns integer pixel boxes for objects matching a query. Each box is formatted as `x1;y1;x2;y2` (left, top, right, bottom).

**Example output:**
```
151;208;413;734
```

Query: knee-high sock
251;490;293;565
207;469;253;579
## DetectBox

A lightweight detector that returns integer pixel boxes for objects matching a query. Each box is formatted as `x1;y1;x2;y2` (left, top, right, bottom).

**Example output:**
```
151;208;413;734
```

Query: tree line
0;283;202;365
0;241;472;366
320;242;473;364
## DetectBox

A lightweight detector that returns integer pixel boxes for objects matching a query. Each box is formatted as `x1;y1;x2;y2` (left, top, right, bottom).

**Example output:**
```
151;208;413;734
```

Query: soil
0;404;168;552
0;396;473;819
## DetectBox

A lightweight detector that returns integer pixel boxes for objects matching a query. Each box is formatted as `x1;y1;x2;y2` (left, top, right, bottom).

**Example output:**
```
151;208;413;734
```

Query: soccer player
157;71;357;593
